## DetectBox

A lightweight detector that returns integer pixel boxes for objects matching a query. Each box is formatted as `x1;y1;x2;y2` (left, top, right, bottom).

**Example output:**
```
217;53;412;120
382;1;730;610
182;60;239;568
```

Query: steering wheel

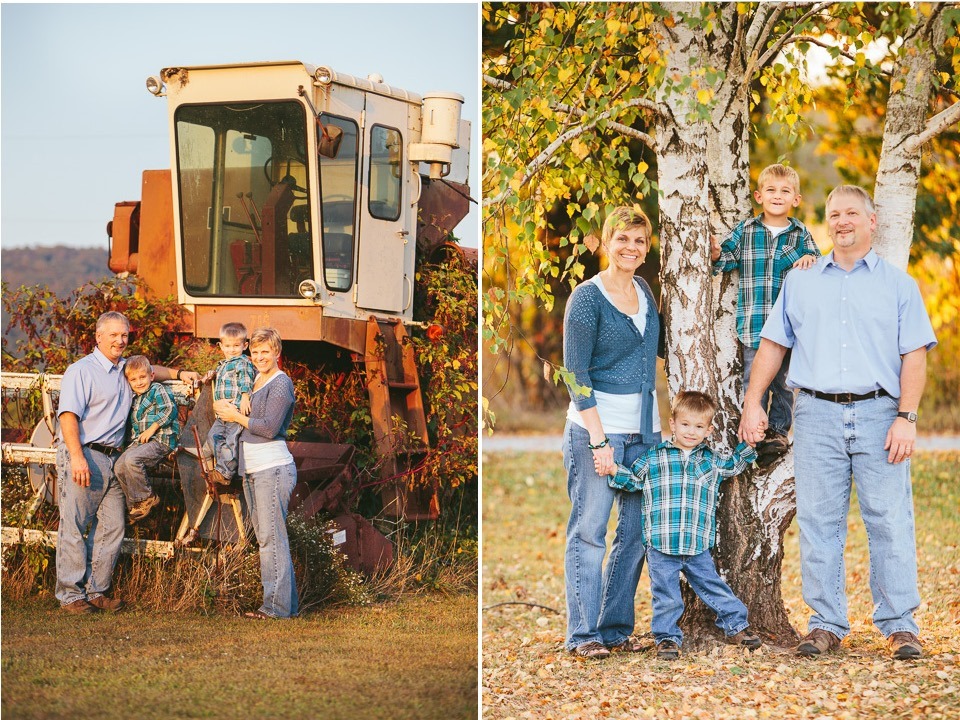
263;157;308;196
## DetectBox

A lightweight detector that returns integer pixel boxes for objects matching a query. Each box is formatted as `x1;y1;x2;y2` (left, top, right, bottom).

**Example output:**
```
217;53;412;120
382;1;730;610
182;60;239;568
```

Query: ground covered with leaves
482;450;960;719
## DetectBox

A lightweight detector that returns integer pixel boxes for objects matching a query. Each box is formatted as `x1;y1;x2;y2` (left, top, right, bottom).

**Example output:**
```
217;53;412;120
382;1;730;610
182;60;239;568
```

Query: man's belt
85;442;122;457
798;388;890;404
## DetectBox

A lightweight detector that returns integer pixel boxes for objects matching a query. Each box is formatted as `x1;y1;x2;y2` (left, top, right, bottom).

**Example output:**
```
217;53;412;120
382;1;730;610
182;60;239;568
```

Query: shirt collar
664;438;710;454
92;347;125;372
821;248;880;273
745;214;800;231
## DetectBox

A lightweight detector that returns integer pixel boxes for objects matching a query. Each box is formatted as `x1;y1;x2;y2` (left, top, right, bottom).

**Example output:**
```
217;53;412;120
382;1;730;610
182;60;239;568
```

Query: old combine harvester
1;61;474;573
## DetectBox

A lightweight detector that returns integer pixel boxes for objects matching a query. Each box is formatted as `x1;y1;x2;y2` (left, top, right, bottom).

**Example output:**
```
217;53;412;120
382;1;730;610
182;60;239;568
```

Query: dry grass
481;450;960;719
1;593;478;720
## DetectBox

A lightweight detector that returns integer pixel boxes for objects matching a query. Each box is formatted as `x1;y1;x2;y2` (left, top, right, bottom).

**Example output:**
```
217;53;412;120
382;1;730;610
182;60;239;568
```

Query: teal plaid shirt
609;440;757;555
214;355;255;406
129;382;180;450
713;215;819;349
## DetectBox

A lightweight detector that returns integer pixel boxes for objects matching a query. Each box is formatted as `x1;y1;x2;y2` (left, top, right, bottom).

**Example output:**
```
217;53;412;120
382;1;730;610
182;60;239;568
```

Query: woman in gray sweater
215;327;298;619
562;207;662;658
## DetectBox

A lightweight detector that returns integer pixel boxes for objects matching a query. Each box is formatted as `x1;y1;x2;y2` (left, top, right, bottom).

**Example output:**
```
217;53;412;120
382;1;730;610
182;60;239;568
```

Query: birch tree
483;1;960;645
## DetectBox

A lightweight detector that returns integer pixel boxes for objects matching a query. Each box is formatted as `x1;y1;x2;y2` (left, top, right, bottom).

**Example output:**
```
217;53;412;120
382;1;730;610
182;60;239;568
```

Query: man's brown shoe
61;598;95;615
571;641;611;659
797;628;841;656
726;627;763;650
889;631;922;660
88;595;125;612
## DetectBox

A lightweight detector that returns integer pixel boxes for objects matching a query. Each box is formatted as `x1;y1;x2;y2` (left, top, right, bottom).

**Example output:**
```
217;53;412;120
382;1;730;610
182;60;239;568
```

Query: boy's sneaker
128;493;160;522
726;627;762;650
88;595;125;612
889;632;923;660
796;628;841;657
656;640;680;661
756;431;790;468
571;641;610;659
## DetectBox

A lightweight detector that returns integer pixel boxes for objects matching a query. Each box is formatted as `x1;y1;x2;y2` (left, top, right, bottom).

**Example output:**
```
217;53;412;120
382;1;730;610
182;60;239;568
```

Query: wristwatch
897;411;918;423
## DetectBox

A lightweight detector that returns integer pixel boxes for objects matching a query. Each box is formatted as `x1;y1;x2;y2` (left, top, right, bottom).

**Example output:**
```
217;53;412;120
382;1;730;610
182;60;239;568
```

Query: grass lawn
2;593;477;720
481;450;960;719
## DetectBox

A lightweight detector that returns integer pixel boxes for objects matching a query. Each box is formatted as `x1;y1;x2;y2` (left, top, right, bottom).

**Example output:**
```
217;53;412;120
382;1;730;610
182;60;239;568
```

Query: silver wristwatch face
898;411;918;423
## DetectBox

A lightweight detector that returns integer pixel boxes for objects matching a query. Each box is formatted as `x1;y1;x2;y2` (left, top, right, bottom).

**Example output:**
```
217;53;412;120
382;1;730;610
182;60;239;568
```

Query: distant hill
1;246;113;296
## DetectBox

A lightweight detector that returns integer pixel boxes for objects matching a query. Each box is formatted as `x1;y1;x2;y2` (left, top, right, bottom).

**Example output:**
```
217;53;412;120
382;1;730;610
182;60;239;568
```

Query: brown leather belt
798;388;889;404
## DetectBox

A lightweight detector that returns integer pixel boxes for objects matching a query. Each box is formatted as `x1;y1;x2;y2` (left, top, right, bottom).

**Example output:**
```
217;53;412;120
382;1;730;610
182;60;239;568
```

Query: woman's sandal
243;610;276;620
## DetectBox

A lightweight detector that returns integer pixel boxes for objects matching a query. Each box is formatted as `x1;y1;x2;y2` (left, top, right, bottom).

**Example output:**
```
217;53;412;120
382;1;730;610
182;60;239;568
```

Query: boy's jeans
243;461;299;618
114;439;171;504
793;391;920;639
647;547;750;647
562;421;660;650
742;343;793;436
55;445;126;606
207;418;243;480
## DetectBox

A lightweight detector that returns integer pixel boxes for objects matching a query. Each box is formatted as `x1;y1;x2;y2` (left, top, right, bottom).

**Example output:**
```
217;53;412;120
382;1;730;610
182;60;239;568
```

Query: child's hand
240;396;251;416
138;430;155;445
710;234;721;262
792;255;817;270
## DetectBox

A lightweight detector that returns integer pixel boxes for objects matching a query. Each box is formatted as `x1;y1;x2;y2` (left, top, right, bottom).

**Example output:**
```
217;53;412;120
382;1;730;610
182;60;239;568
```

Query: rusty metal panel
108;202;139;274
193;305;324;340
138;170;178;299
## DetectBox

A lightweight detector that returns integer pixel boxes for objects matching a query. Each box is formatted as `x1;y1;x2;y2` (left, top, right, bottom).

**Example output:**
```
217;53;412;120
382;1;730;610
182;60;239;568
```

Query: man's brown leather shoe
88;595;125;612
61;598;96;615
796;628;841;657
889;631;922;660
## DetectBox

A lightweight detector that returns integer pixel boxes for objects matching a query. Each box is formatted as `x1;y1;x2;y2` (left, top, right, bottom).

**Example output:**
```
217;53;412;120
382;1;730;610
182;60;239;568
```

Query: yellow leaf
606;18;621;34
558;66;573;83
786;113;798;126
697;88;713;105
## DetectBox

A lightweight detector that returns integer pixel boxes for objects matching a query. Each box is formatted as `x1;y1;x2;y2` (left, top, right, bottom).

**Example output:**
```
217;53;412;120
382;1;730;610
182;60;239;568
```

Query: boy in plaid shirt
199;322;254;485
115;355;181;522
711;163;820;466
609;391;759;660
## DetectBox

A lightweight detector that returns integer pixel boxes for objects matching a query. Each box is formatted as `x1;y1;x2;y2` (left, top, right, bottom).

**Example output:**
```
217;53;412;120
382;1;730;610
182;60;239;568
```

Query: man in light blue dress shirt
56;311;197;614
738;185;937;661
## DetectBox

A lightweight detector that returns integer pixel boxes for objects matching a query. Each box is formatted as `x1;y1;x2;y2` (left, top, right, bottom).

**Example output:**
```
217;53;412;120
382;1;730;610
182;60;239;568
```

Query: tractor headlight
298;279;322;301
145;76;165;97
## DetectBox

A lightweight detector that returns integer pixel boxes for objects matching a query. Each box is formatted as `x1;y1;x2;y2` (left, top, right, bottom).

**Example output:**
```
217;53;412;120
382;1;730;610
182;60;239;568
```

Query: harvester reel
27;418;58;506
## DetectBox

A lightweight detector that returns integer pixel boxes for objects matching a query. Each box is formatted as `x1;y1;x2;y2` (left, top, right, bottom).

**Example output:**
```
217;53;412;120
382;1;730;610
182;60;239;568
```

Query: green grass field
482;450;960;719
2;593;477;720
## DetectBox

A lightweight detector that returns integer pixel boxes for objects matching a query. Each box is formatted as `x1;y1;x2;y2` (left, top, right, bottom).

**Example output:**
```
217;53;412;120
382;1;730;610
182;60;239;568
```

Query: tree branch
904;99;960;153
753;2;833;72
483;74;662;140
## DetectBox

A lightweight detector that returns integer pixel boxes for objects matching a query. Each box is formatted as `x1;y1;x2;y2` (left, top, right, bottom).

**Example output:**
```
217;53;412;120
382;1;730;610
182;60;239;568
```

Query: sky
0;2;479;251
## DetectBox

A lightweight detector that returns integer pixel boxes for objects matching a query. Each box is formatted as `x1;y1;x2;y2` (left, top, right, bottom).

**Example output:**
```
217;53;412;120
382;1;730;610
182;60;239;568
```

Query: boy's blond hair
219;322;248;341
756;163;801;194
249;327;282;355
601;206;653;247
671;390;717;421
124;355;152;376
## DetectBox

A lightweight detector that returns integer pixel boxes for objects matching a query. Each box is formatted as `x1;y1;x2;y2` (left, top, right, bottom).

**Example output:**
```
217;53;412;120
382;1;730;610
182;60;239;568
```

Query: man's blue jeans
646;547;750;647
55;445;126;606
243;460;299;618
742;343;793;436
562;421;660;650
793;391;920;639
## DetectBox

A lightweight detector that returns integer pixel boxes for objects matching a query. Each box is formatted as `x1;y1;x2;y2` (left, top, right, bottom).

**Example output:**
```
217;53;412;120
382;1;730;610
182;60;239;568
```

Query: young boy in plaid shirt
608;391;760;660
199;322;254;485
115;355;181;522
711;163;820;466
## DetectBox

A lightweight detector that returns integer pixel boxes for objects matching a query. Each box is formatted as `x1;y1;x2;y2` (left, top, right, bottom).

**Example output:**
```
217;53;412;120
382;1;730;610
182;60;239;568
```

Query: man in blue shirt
739;185;937;661
55;311;197;614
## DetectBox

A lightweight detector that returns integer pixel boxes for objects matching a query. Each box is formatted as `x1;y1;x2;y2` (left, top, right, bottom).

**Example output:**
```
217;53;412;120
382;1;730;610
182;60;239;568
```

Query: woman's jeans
242;461;299;618
563;421;660;650
647;547;749;647
793;391;920;639
742;344;793;436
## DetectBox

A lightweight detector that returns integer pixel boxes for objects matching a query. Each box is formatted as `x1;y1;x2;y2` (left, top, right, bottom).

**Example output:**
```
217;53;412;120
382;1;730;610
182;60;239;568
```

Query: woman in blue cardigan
215;327;298;619
562;206;662;658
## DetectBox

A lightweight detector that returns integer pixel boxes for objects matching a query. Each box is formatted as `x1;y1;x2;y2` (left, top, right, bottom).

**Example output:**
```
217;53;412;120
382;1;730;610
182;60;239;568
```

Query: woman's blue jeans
242;461;299;618
562;421;659;650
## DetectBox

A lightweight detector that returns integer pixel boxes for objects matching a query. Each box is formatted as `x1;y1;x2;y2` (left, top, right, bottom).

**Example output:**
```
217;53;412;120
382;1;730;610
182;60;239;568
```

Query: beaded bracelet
587;437;610;450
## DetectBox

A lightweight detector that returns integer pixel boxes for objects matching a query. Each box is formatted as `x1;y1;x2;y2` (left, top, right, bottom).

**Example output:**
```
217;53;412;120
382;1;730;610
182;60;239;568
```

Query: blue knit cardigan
562;277;661;442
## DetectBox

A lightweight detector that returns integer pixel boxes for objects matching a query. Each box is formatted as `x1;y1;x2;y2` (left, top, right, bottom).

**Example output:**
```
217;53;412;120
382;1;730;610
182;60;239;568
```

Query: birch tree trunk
873;5;946;270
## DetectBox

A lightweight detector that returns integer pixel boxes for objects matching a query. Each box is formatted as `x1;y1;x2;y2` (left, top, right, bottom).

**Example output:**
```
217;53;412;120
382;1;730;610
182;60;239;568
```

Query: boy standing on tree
114;355;180;522
711;163;820;466
608;391;761;660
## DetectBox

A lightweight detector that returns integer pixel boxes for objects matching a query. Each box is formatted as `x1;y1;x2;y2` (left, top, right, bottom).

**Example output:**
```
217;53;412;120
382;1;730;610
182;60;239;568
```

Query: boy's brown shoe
88;595;125;612
726;627;762;650
889;632;922;660
207;469;231;486
796;628;841;657
128;494;160;522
